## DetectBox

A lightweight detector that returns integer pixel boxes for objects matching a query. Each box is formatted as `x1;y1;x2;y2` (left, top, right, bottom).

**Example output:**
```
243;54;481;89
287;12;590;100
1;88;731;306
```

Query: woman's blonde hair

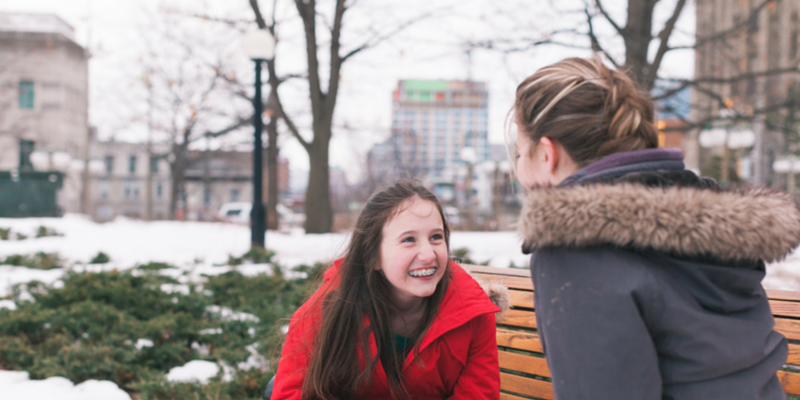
513;57;658;166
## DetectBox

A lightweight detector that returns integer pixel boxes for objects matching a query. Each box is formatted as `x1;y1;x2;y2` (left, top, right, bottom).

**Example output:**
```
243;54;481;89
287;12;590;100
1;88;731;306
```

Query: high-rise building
385;80;489;182
692;0;800;187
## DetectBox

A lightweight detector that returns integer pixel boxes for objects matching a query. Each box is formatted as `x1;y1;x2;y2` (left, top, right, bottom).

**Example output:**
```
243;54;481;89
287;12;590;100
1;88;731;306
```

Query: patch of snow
166;360;233;384
199;328;223;335
135;338;153;350
0;266;64;298
0;370;130;400
0;299;16;310
280;325;289;334
191;341;210;356
160;284;191;295
237;344;268;371
206;305;259;323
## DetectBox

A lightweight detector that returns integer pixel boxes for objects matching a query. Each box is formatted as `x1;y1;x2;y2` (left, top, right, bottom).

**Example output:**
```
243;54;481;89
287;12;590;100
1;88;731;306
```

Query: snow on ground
166;360;234;384
1;212;800;291
0;371;131;400
0;214;533;297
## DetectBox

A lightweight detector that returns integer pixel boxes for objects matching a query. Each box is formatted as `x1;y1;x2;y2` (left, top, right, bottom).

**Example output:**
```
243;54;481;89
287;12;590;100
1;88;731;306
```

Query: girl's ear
538;136;559;174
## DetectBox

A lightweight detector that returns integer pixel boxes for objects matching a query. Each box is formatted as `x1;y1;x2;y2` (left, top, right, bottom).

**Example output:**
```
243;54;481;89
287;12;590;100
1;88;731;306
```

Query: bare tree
473;0;800;184
135;10;251;219
248;0;436;233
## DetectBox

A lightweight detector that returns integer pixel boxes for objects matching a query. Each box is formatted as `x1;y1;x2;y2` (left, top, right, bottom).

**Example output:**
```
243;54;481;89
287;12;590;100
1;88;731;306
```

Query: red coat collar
323;258;499;360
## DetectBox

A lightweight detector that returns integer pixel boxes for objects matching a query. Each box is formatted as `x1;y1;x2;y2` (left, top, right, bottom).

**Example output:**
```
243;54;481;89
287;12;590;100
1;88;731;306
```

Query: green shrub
1;252;62;269
0;227;10;240
89;252;111;264
138;262;177;271
0;256;321;396
226;247;275;266
35;226;63;238
451;247;490;266
16;233;27;241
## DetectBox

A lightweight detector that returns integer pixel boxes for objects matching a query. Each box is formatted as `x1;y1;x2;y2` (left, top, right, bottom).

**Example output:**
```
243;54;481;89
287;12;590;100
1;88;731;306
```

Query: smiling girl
270;180;504;400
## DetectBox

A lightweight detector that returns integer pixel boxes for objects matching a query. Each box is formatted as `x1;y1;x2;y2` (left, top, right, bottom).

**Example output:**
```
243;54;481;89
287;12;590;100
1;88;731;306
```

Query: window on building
129;156;137;174
18;139;34;170
105;156;114;174
230;189;240;202
156;182;163;199
18;81;34;109
203;187;211;206
150;156;159;173
100;181;109;199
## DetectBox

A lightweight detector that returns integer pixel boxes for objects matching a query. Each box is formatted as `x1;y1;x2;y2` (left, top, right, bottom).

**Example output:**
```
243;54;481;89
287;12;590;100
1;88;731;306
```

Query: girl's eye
431;234;443;241
402;237;415;243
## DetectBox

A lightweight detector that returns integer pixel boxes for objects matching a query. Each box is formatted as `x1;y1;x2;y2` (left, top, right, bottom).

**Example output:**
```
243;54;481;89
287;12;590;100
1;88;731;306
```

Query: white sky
0;0;696;183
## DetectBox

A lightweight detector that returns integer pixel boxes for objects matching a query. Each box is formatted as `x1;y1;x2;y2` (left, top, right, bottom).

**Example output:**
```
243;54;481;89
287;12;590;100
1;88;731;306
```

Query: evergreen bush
0;253;326;399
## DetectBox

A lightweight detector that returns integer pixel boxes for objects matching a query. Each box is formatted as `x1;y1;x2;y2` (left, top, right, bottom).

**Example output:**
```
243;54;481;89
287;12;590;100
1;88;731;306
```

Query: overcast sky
0;0;696;183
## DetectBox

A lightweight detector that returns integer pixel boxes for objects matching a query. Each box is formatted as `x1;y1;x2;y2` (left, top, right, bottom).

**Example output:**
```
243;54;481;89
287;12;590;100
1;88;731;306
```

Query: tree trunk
623;0;657;90
304;138;332;233
266;109;280;230
168;146;187;220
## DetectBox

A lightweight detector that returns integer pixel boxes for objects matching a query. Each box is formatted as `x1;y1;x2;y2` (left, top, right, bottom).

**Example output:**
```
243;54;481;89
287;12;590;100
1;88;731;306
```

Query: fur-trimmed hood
519;184;800;263
467;271;510;318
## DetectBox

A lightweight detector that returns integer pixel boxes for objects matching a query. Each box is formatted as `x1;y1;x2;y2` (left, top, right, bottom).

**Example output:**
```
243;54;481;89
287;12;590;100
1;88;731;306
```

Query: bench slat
472;272;533;291
499;350;551;378
500;372;554;400
497;309;538;330
497;328;543;353
778;370;800;395
466;264;800;304
500;393;535;400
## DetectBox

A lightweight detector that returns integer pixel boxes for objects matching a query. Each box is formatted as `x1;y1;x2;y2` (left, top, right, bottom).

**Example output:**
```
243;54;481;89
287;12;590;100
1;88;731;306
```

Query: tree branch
644;0;687;89
593;0;624;35
584;0;621;68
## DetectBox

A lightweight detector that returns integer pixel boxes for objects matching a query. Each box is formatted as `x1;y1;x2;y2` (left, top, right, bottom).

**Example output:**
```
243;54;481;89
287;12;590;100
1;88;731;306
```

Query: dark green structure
0;170;64;217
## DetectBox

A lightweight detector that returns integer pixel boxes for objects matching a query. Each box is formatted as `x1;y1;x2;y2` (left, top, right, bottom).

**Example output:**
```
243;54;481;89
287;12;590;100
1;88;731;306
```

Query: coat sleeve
447;312;500;400
531;247;664;400
270;300;318;400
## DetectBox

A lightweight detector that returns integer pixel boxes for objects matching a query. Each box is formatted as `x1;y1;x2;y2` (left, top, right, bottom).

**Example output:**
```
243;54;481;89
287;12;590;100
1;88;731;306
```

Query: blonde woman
512;57;800;399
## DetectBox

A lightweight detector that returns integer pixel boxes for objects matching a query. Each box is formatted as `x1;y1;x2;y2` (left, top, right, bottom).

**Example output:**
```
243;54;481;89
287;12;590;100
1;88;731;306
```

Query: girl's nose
418;242;436;262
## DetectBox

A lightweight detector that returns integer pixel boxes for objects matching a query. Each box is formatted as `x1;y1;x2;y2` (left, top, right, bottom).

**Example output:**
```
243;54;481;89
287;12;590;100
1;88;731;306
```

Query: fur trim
468;272;511;318
518;184;800;263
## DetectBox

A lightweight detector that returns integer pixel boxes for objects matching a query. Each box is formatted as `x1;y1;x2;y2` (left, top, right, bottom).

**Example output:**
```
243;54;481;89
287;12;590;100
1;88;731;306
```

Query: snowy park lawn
1;214;799;399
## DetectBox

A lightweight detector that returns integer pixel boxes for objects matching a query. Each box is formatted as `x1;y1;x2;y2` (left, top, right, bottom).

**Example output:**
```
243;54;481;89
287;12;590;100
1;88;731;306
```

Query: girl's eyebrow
396;230;417;239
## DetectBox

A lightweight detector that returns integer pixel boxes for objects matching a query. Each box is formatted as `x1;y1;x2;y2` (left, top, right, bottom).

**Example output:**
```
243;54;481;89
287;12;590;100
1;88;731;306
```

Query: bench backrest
461;264;800;400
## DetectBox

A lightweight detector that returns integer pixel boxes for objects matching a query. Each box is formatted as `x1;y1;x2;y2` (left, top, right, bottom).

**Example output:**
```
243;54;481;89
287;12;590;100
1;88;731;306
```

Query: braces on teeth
409;268;436;277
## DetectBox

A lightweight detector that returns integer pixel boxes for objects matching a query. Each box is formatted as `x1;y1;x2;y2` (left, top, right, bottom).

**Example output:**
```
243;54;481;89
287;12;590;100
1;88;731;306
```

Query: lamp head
242;29;275;60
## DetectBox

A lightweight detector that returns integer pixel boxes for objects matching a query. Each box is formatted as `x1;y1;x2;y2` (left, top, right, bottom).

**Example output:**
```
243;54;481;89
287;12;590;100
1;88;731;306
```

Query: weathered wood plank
500;372;554;400
499;350;551;378
497;328;543;353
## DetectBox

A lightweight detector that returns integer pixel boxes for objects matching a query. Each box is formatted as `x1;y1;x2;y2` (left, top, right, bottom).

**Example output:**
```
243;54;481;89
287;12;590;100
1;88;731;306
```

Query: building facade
89;140;172;221
379;80;489;183
692;0;800;187
0;13;89;213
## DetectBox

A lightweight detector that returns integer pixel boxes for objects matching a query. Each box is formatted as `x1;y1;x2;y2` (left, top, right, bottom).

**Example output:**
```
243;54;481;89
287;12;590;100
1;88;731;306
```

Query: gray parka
520;148;800;400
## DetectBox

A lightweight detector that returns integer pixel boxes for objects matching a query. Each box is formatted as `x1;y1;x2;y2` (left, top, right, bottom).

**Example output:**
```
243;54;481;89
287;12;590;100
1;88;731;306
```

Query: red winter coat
271;260;500;400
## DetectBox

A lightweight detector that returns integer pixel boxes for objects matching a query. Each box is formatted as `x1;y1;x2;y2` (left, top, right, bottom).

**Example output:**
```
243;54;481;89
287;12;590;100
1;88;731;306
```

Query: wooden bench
461;264;800;400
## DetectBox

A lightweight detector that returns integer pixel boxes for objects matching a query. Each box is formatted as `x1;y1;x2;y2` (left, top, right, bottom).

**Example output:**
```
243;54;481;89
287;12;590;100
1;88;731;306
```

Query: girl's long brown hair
302;179;451;400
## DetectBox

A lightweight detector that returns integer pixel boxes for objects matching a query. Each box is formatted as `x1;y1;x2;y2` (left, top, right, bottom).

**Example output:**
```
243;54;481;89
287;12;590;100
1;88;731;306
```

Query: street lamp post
242;29;275;249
